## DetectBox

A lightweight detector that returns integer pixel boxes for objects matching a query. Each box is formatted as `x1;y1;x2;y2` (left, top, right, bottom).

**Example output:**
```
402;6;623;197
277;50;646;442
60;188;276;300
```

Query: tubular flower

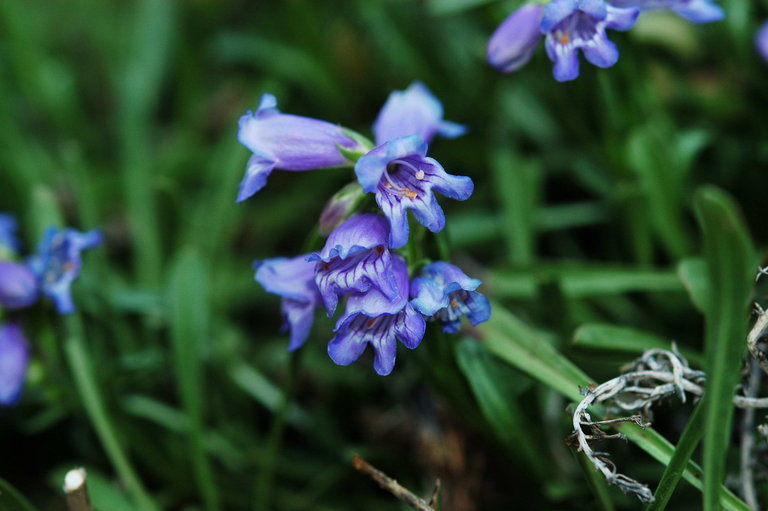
0;262;39;310
487;4;545;73
309;214;399;316
0;213;20;260
236;94;364;202
372;82;466;146
757;21;768;63
254;254;322;351
27;227;102;314
608;0;723;23
0;323;29;406
355;136;474;249
541;0;639;82
328;256;425;376
410;262;491;334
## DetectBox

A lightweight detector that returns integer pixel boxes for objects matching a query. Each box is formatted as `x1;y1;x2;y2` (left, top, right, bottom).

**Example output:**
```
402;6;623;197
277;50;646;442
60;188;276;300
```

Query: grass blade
0;477;39;511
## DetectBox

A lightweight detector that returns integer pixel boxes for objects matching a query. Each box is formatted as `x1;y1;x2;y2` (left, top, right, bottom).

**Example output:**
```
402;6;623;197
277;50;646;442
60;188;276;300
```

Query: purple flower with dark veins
355;136;474;249
236;93;366;202
0;323;29;406
411;262;491;334
608;0;723;23
255;254;322;351
757;20;768;63
0;213;20;259
328;256;426;376
372;82;466;146
27;227;102;314
309;214;399;316
541;0;639;82
487;4;545;73
0;262;39;310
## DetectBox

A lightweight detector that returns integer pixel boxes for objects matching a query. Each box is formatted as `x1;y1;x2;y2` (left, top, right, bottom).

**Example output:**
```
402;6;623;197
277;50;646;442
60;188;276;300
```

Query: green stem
63;316;159;511
254;350;302;511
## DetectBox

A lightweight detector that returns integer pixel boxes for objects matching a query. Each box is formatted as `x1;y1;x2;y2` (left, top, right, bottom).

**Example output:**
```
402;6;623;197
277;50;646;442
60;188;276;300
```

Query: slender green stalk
63;316;159;511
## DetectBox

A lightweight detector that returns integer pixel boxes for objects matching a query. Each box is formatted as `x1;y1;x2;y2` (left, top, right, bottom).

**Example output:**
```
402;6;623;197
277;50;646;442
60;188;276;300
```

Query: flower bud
318;182;367;236
487;4;544;73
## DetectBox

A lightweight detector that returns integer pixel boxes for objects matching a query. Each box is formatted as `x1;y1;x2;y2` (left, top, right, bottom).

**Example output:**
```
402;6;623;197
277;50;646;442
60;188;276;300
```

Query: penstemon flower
355;136;473;248
27;227;102;314
328;256;425;376
541;0;639;82
236;93;366;202
254;255;322;351
309;214;400;316
372;82;466;146
0;262;39;310
0;322;29;406
607;0;723;23
757;21;768;63
487;4;545;73
410;262;491;333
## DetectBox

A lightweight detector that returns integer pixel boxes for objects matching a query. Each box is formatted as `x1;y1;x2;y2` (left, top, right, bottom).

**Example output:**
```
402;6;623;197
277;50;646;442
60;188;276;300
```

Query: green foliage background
1;0;768;509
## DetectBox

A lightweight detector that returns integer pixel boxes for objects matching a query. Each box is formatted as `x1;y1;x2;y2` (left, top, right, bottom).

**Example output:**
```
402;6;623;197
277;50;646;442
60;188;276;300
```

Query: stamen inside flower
559;31;570;45
381;159;423;200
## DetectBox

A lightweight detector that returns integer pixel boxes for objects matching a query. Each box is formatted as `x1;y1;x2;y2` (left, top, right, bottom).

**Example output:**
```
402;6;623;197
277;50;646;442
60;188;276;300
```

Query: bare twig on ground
63;468;92;511
352;455;437;511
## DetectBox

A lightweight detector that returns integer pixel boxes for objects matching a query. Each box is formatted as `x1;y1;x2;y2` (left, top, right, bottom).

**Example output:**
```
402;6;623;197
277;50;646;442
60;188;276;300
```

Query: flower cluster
0;215;101;406
488;0;724;81
239;84;490;375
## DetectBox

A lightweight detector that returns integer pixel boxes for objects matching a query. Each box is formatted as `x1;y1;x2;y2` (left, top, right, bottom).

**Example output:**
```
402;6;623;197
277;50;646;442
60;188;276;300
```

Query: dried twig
63;468;92;511
352;455;437;511
740;360;762;510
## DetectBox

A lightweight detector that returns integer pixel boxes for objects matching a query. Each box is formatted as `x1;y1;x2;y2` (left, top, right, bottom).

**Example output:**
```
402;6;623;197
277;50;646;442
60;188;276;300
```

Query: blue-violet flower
309;214;399;316
372;82;466;146
0;323;29;406
487;4;545;73
237;93;363;202
608;0;723;23
757;20;768;63
0;262;39;310
328;256;425;376
411;262;491;333
355;136;474;249
541;0;639;82
27;227;102;314
254;254;322;351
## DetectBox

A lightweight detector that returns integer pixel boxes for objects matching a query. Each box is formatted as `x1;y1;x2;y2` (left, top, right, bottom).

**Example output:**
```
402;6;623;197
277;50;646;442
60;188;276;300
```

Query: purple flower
410;262;491;334
0;323;29;406
355;136;474;249
27;227;102;314
372;82;466;146
0;213;20;259
608;0;723;23
487;4;545;73
328;256;425;375
237;94;364;202
0;262;39;310
309;214;399;316
541;0;639;82
757;21;768;63
254;254;322;351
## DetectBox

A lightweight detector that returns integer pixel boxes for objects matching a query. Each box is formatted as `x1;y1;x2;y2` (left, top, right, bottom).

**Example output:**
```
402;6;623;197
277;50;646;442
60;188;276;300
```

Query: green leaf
167;248;221;511
693;186;755;511
426;0;498;15
677;258;711;313
0;477;39;511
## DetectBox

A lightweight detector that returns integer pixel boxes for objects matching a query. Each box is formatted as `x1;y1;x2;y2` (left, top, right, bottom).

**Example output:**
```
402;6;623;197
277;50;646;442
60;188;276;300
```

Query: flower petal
309;214;391;262
0;323;29;406
0;262;39;310
282;298;316;351
237;153;277;203
541;0;578;32
758;21;768;63
487;4;544;73
673;0;724;23
394;304;426;350
582;36;619;68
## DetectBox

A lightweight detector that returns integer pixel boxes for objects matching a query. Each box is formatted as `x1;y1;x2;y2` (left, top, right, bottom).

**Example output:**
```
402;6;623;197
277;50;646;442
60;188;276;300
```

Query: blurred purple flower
309;214;399;316
757;20;768;62
0;262;39;310
0;213;20;259
541;0;638;81
328;256;425;375
608;0;723;23
255;254;322;351
372;82;466;146
487;4;545;73
355;136;473;248
410;262;491;334
237;94;363;202
0;323;29;406
27;227;102;314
